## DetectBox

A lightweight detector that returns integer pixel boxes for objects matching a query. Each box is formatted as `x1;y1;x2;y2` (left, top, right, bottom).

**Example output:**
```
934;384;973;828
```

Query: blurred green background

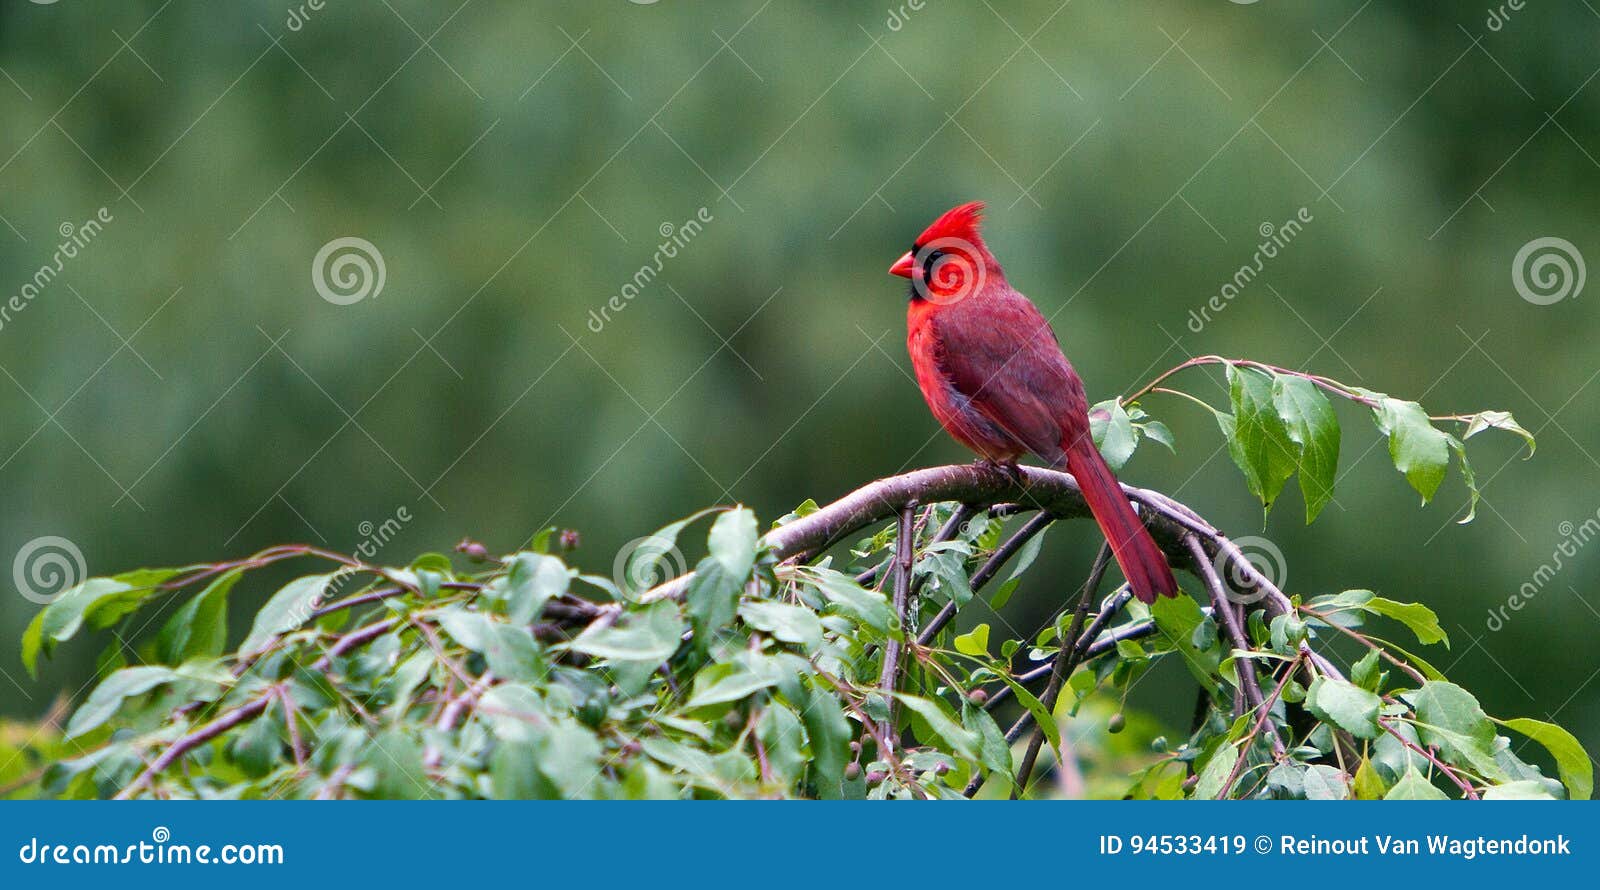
1;1;1596;756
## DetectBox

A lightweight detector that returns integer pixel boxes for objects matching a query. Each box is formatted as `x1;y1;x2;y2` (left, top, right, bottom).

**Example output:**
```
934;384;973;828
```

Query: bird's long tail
1062;437;1178;604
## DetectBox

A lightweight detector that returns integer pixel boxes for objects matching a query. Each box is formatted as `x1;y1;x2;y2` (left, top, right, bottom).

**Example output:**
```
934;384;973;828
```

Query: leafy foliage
7;358;1579;801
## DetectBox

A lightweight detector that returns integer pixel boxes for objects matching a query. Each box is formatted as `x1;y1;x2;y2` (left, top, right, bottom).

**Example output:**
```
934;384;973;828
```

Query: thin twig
115;695;271;799
878;504;916;736
1378;718;1480;800
1009;542;1113;798
1184;536;1277;731
917;511;1053;647
1215;653;1302;798
983;614;1159;713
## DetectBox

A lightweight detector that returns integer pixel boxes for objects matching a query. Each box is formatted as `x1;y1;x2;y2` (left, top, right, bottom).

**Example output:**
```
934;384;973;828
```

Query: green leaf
962;700;1013;780
1385;767;1448;799
685;557;742;644
689;510;758;644
1366;596;1449;648
1271;375;1340;523
919;549;975;607
890;692;978;762
157;570;239;664
1266;761;1305;797
1192;745;1237;799
1139;419;1176;452
1305;677;1382;739
802;684;853;799
490;740;554;799
1223;364;1300;516
1351;648;1382;691
568;599;684;663
533;719;604;799
953;623;990;657
1149;595;1219;694
483;623;545;683
613;507;721;597
739;601;823;652
66;666;180;738
1407;681;1505;781
499;553;568;624
756;703;808;786
1373;398;1450;504
993;673;1061;755
1353;757;1389;799
1090;398;1139;471
684;661;777;709
477;684;547;743
808;569;894;634
364;729;434;799
1302;764;1350;800
1484;780;1560;800
707;507;759;581
1447;436;1480;524
1460;409;1535;456
241;573;339;655
1365;636;1449;682
436;607;491;652
990;530;1046;612
1497;717;1593;800
22;572;181;676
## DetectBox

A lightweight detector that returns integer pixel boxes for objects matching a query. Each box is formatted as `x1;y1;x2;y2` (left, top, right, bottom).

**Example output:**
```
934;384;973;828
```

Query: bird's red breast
892;202;1086;464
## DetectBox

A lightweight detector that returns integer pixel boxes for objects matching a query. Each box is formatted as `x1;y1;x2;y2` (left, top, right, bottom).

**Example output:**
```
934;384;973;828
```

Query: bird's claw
975;458;1026;484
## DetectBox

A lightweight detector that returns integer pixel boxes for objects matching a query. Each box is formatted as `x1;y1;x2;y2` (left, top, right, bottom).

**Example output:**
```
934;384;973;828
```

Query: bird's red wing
929;294;1088;465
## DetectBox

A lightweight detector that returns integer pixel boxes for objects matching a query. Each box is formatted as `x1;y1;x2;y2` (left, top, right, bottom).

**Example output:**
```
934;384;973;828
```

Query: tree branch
877;503;916;736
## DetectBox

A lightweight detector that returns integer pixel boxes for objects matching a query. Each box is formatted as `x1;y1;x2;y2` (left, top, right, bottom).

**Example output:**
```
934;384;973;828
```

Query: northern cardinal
889;201;1178;603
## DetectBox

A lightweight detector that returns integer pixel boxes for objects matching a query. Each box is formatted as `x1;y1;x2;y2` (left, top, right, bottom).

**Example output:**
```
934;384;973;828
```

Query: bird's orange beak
889;250;915;278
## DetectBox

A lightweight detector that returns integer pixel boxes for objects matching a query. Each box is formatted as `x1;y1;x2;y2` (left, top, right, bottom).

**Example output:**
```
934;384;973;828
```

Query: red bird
889;201;1178;603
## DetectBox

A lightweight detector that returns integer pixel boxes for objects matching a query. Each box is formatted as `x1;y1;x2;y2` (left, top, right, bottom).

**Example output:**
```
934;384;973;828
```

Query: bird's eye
921;248;944;270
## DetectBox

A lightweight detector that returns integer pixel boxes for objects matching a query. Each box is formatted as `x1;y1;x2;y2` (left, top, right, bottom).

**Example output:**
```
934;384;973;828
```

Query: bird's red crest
915;201;985;247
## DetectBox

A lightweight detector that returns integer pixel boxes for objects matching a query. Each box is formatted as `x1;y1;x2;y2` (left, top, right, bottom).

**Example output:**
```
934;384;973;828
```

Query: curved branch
643;463;1200;602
